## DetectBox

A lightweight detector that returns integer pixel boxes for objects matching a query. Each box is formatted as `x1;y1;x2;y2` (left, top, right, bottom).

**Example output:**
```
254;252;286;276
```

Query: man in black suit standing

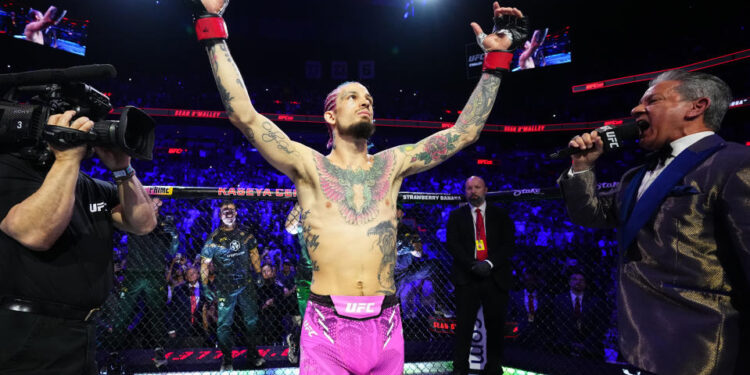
507;267;550;351
167;266;208;349
550;271;605;359
447;176;516;375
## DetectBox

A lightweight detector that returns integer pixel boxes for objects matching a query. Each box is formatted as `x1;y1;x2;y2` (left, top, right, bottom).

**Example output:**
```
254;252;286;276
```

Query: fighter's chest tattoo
314;151;395;225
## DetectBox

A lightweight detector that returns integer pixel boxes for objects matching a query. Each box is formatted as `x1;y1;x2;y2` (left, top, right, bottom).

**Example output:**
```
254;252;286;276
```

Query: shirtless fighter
190;1;527;373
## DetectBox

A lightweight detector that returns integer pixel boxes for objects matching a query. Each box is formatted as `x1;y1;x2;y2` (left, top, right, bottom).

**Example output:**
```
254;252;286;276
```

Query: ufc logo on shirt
89;202;107;213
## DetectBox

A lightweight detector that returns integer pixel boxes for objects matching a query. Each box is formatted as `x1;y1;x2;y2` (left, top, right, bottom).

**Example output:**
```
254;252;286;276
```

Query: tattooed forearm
454;73;502;134
215;75;235;116
260;121;298;155
410;133;460;165
206;42;239;117
312;260;320;272
367;221;397;294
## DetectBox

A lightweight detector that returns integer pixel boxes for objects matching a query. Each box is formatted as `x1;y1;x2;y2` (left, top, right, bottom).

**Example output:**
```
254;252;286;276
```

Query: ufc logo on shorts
89;202;106;213
345;302;375;313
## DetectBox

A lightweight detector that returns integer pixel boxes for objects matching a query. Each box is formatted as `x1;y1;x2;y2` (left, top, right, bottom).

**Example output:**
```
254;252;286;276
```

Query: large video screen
0;1;88;56
466;26;572;78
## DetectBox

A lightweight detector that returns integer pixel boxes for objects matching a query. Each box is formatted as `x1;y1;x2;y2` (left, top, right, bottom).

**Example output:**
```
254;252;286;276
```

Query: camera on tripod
0;64;156;163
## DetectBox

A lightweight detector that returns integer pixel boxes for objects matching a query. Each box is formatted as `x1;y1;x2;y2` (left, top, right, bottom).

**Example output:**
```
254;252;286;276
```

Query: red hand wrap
482;51;513;73
195;15;228;42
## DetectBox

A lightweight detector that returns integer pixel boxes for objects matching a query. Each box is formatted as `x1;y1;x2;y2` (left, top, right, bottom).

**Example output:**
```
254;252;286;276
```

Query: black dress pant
452;277;509;375
0;309;97;375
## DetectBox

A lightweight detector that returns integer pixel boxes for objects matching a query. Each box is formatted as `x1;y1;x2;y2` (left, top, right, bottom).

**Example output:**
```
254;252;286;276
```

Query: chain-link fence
96;186;626;375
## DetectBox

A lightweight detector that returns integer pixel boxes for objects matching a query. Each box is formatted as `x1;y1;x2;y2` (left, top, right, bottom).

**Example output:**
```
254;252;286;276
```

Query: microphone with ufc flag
549;120;643;159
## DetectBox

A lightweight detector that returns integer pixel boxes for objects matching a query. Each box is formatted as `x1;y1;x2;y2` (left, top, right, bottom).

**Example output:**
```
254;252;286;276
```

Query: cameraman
0;110;157;374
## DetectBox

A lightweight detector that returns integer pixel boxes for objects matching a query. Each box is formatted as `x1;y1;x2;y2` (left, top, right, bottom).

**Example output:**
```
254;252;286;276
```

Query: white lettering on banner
512;188;541;197
597;182;618;190
469;307;487;371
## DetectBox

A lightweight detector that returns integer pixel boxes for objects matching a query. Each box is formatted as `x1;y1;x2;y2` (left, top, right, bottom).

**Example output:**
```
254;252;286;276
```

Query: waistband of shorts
308;292;399;308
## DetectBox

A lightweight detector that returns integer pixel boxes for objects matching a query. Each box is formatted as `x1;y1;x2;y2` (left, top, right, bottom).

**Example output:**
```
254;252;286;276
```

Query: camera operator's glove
478;15;530;75
471;260;492;278
190;0;230;44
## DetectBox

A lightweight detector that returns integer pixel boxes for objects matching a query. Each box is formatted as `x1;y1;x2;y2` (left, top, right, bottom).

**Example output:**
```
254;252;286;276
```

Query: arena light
477;159;495;165
572;48;750;93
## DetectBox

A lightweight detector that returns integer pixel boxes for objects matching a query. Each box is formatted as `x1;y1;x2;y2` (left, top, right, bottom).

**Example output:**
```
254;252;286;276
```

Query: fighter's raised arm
192;0;309;180
394;3;527;177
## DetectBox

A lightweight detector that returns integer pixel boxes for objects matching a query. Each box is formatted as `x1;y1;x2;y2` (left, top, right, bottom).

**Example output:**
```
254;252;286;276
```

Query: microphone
549;120;642;159
0;64;117;87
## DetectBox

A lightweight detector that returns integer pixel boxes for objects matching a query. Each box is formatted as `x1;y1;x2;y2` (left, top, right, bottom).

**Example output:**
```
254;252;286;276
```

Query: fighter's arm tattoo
204;41;306;179
396;73;502;176
367;220;397;295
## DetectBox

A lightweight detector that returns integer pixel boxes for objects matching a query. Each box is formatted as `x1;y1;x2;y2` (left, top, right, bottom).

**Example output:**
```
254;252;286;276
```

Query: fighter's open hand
46;110;93;163
471;2;527;52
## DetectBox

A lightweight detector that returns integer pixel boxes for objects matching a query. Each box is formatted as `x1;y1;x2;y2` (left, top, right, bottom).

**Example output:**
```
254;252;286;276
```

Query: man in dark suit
167;267;208;349
550;271;605;359
506;268;551;351
447;176;516;375
558;70;750;375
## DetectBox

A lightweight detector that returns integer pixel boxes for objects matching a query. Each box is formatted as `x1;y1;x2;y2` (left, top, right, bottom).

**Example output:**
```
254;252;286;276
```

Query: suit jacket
168;282;205;336
558;135;750;375
507;289;551;347
446;203;516;290
550;292;606;359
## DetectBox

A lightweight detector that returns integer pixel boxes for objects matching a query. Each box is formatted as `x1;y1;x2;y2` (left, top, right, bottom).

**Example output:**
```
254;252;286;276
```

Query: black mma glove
480;15;530;74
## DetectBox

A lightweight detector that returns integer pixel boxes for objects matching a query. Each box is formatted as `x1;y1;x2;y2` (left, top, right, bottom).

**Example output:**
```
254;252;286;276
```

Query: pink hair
323;81;361;149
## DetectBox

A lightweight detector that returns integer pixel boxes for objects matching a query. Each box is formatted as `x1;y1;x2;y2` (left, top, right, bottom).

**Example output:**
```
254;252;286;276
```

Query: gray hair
649;70;732;131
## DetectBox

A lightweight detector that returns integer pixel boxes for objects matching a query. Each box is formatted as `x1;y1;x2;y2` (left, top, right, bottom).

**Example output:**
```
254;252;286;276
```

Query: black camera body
0;65;155;163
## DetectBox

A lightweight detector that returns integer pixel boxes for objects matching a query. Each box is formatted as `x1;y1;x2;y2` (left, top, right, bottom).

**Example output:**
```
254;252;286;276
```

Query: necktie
574;296;581;317
475;208;488;261
190;287;197;324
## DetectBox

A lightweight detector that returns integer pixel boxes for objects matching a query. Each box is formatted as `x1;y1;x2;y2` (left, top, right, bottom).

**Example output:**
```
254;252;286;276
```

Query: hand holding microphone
568;130;604;172
550;120;643;170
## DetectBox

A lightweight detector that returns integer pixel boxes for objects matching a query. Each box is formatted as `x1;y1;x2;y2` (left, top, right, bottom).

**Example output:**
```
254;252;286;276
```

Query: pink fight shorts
299;292;404;375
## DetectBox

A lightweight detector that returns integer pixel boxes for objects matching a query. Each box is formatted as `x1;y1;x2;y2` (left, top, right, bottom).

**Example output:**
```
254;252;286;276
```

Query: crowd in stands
82;65;750;364
86;120;626;364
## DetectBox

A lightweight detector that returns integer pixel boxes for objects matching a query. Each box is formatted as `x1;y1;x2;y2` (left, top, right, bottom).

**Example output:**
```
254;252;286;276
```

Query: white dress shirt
636;131;714;199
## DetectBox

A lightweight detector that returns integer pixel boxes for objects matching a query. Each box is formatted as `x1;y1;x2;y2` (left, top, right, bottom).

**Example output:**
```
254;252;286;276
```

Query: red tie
574;296;581;317
190;287;197;324
475;208;488;261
